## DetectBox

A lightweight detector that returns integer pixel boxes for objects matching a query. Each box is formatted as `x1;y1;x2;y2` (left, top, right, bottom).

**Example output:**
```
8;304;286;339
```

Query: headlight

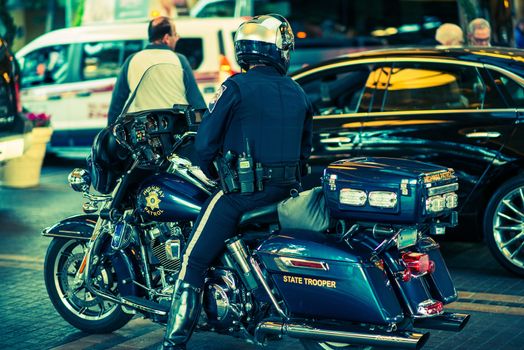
444;192;458;209
339;188;367;206
369;191;397;208
426;195;445;213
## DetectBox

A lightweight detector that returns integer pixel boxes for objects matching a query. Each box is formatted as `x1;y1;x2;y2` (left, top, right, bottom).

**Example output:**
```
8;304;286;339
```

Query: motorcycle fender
110;248;143;297
42;214;99;240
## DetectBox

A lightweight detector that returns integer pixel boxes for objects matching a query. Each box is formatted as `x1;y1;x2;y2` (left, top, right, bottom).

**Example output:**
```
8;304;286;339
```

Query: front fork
71;216;108;289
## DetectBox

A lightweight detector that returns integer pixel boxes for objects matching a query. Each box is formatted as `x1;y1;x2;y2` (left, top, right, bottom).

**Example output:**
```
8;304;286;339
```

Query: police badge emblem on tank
143;185;165;217
207;84;227;113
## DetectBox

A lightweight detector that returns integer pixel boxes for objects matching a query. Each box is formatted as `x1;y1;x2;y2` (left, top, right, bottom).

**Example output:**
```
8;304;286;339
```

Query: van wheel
484;176;524;276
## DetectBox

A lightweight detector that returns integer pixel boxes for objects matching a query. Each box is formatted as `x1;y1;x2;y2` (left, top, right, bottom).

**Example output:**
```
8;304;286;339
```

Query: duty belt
263;165;298;183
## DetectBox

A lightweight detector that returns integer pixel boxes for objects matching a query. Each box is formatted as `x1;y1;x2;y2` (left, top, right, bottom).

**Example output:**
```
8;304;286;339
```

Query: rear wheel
484;176;524;276
44;237;133;333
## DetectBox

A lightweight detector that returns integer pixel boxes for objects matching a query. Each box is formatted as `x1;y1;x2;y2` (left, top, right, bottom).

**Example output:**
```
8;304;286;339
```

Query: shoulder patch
208;84;227;113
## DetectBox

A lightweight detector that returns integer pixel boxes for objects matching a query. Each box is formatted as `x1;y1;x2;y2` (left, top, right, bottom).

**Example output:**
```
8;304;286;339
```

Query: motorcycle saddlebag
88;127;130;194
256;230;404;325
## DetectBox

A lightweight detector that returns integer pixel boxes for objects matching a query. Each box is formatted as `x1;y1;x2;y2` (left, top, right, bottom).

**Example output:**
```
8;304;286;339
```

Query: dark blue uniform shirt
195;65;313;178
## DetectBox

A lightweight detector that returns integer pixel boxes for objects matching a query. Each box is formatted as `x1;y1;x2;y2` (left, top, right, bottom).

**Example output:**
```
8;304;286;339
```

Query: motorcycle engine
203;268;248;331
147;222;189;272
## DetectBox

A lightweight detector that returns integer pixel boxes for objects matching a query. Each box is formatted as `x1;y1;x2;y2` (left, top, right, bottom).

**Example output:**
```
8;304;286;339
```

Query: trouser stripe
178;190;224;281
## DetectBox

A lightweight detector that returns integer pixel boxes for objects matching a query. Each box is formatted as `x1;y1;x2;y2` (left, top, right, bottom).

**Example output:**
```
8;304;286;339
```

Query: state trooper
161;14;314;350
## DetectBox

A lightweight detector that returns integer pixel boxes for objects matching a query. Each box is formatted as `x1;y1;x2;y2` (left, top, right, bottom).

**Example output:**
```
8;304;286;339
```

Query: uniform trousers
178;183;297;288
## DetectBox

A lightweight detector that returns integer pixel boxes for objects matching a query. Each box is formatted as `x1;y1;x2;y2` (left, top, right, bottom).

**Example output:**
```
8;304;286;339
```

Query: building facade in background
4;0;524;51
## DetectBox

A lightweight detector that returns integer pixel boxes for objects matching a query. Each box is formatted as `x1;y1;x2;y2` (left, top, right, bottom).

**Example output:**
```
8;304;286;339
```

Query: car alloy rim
53;239;119;321
492;186;524;269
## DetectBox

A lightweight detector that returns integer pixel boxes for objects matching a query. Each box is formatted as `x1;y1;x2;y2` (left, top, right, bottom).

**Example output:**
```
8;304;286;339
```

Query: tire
300;340;374;350
44;237;133;333
484;176;524;276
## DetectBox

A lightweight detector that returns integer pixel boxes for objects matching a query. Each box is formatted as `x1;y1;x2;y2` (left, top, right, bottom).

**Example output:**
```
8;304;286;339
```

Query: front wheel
44;237;133;333
484;176;524;276
301;340;374;350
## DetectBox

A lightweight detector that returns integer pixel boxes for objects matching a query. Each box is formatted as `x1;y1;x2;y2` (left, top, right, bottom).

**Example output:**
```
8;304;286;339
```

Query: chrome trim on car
293;57;485;81
312;109;514;120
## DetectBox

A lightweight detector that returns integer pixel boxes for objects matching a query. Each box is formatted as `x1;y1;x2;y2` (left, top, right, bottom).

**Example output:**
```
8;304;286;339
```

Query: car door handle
48;95;61;100
465;131;501;139
320;136;351;144
320;137;352;144
76;91;92;97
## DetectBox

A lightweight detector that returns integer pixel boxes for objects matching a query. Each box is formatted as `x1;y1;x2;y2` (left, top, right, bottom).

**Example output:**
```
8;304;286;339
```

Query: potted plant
0;112;53;188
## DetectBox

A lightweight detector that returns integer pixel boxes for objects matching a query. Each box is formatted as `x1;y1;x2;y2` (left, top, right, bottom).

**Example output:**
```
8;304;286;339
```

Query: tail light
417;299;443;316
14;80;22;113
219;55;237;77
401;252;435;281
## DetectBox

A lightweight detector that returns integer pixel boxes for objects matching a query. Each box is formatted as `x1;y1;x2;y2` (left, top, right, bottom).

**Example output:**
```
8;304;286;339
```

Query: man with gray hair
467;18;491;46
435;23;464;46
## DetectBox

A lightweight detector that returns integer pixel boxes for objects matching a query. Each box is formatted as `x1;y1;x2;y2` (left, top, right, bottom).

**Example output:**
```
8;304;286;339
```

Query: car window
176;38;204;70
488;69;524;107
298;65;372;115
361;65;391;112
21;45;69;87
380;63;486;111
82;40;143;80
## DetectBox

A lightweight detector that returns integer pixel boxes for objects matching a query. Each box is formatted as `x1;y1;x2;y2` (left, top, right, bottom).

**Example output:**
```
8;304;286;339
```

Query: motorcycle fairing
42;214;98;240
256;230;404;325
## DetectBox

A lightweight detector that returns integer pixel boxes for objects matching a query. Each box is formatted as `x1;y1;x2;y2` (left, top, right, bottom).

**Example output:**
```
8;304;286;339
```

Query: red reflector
417;300;443;316
402;252;434;274
289;259;326;270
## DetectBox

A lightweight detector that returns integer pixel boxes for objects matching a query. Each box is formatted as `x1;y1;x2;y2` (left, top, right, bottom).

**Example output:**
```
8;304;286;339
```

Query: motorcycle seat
238;202;279;227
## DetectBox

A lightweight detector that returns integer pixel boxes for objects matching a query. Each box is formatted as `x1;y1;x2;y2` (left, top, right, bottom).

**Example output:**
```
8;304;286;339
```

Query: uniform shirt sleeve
107;56;132;125
195;79;240;177
178;53;206;110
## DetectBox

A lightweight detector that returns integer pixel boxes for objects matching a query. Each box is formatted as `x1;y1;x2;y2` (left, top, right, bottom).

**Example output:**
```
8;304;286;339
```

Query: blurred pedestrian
515;19;524;48
467;18;491;47
435;23;464;46
107;16;205;125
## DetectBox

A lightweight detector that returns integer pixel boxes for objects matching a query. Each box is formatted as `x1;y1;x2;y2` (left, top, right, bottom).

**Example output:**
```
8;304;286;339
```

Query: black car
0;36;27;167
292;47;524;276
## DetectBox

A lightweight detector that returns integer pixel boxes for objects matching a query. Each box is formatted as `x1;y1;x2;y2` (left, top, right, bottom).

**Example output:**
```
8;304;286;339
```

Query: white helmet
234;14;294;74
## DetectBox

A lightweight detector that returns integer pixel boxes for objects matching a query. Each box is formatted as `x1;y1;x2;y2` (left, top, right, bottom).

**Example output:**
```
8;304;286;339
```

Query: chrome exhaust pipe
255;320;429;350
414;312;470;332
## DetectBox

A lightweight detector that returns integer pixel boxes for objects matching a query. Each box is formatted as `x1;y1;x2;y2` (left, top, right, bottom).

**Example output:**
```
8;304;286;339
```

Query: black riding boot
161;280;202;350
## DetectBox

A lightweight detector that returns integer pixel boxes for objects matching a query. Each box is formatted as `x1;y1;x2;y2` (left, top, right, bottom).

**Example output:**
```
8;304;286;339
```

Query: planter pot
0;127;53;188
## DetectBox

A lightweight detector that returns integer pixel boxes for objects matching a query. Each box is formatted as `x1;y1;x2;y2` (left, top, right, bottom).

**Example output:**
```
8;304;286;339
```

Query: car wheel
484;176;524;276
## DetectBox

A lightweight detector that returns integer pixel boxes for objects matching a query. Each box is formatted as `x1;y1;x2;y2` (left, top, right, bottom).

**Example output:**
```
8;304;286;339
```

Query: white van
16;18;243;157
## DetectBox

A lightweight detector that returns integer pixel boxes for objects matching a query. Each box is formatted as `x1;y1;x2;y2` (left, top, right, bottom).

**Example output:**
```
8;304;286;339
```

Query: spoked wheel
484;177;524;276
44;238;133;333
301;340;374;350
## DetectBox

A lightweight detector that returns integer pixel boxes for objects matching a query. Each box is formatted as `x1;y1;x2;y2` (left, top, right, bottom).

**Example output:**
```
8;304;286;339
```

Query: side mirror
68;168;91;192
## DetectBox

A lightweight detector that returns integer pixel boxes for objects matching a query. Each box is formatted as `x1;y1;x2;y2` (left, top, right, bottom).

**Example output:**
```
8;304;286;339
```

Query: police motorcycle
43;106;469;349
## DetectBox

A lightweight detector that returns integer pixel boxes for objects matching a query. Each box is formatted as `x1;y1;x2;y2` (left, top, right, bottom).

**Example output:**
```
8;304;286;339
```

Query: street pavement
1;158;524;350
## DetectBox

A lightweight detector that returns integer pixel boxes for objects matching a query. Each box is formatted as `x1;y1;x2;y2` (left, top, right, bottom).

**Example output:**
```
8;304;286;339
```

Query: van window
21;45;69;87
196;1;235;17
82;40;143;80
176;38;204;70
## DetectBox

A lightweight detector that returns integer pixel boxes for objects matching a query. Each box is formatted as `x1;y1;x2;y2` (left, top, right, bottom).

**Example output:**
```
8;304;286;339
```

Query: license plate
397;228;418;250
